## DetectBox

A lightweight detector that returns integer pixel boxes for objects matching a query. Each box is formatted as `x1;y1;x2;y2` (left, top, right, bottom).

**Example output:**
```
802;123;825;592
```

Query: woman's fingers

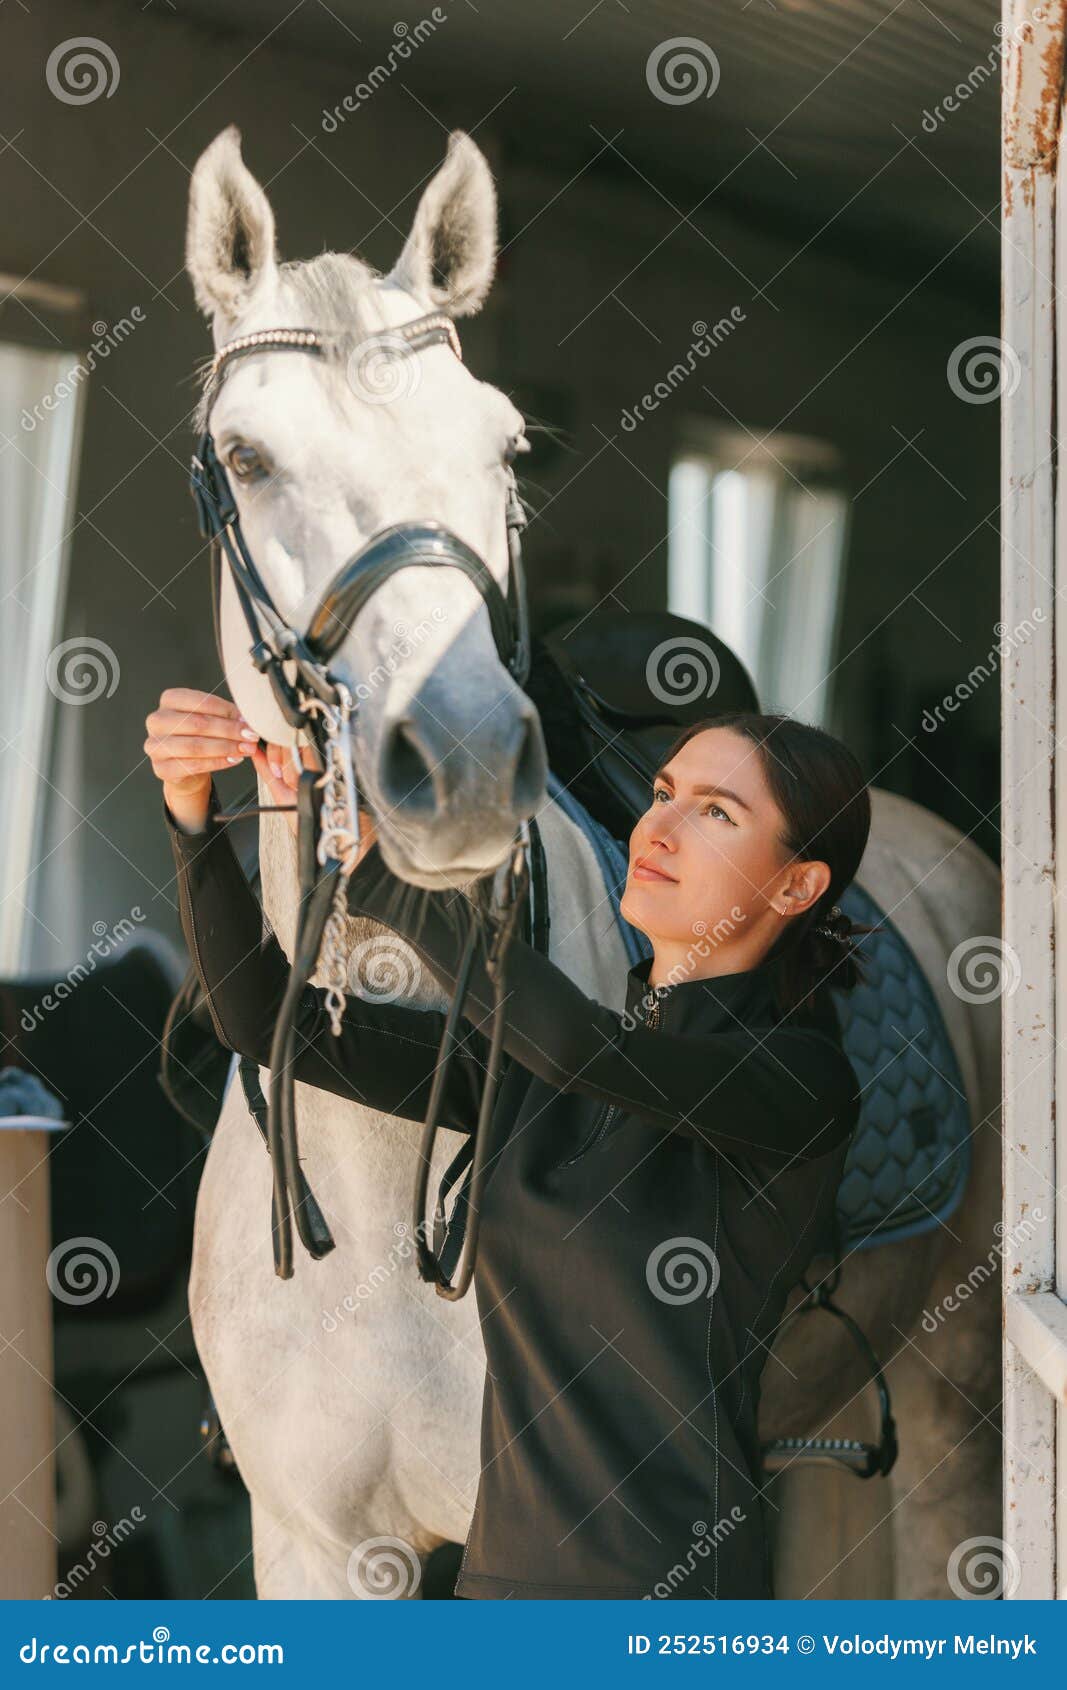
145;690;260;774
251;746;294;810
158;687;236;713
154;753;246;782
146;730;252;759
263;741;319;791
146;706;253;746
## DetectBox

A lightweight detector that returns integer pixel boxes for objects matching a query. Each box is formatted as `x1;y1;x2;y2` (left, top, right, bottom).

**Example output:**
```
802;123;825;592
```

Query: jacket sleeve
347;840;861;1166
164;787;491;1134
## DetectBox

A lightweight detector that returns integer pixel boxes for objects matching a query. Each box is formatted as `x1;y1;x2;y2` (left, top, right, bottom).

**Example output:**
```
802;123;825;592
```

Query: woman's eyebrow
652;771;753;812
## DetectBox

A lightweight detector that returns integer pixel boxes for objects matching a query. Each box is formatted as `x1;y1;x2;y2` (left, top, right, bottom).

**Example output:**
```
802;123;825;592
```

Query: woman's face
619;726;829;965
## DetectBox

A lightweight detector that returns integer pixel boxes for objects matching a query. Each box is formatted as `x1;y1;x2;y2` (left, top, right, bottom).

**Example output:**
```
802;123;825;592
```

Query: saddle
525;608;759;841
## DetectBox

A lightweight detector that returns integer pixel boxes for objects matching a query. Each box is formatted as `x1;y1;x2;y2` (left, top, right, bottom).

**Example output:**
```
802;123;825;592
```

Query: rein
189;310;532;1291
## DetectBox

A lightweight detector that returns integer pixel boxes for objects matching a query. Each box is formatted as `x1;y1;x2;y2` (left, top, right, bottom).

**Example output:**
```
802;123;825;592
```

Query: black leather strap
305;521;516;670
760;1212;898;1480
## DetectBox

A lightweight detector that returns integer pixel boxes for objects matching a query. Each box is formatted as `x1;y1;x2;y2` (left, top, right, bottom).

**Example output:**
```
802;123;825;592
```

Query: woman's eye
227;444;265;480
651;787;731;822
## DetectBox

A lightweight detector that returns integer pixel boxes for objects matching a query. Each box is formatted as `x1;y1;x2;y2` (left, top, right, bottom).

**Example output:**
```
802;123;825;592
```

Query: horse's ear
186;126;278;320
386;130;497;318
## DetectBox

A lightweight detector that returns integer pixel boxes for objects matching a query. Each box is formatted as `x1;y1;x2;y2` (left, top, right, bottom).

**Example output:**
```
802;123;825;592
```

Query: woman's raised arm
346;841;862;1169
148;689;489;1133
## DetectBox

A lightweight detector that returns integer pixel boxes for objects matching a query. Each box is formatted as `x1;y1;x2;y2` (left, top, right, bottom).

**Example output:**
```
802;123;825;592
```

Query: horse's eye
228;443;265;481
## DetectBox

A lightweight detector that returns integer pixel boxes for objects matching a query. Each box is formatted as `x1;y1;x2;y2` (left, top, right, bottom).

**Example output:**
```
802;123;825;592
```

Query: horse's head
185;125;545;887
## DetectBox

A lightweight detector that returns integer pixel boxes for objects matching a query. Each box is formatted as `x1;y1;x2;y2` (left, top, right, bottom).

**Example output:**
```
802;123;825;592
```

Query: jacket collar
624;949;780;1035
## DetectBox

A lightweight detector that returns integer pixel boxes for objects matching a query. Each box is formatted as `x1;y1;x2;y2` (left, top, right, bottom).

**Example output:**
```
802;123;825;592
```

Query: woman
147;686;870;1600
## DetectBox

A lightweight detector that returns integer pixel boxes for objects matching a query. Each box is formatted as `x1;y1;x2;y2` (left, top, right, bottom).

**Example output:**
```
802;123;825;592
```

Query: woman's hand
252;740;378;865
146;688;257;833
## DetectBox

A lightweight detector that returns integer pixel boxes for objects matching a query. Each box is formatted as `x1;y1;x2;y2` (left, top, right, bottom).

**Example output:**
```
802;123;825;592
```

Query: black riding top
166;793;861;1600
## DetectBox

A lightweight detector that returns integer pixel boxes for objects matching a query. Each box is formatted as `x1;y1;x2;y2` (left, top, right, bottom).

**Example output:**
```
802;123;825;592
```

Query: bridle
189;309;532;1292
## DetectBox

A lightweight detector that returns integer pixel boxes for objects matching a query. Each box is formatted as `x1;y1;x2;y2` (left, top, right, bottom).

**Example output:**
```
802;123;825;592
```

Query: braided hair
660;711;878;1017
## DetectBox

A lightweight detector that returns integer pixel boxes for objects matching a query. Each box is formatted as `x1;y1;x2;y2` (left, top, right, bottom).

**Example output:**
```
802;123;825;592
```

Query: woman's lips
632;861;677;884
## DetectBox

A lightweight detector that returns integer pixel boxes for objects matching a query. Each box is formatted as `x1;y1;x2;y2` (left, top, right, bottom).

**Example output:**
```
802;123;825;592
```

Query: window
0;285;88;972
667;427;850;727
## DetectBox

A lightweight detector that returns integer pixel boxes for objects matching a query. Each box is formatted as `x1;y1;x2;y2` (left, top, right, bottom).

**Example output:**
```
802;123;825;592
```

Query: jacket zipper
555;991;661;1168
555;1099;618;1167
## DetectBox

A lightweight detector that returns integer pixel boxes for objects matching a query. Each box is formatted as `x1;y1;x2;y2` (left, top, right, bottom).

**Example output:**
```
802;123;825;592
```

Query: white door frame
1002;0;1067;1600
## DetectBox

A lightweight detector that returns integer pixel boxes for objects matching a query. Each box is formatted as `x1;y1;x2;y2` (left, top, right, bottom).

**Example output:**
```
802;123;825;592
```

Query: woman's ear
774;859;832;920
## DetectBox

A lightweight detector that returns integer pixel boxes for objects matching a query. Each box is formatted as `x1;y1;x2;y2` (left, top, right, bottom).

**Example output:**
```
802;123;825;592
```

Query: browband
208;312;463;394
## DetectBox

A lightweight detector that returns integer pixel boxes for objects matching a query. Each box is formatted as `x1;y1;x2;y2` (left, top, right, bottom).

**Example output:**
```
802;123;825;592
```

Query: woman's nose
645;802;680;850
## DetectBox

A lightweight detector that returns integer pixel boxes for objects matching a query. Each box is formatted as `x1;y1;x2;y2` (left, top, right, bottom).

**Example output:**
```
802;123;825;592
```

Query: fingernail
270;761;283;779
226;755;241;765
240;725;258;740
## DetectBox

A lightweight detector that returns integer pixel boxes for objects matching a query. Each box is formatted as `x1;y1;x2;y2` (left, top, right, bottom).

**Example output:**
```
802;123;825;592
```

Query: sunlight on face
618;726;819;970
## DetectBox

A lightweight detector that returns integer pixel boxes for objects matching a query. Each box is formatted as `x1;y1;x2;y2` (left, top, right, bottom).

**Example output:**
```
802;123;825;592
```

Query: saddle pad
829;881;971;1252
545;773;972;1255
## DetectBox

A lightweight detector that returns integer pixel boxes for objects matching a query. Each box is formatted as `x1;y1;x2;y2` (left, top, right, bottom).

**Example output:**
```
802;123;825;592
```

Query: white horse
183;127;1002;1600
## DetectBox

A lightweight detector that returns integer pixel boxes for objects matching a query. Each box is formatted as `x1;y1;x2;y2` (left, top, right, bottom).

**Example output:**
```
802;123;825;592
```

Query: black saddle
525;609;758;843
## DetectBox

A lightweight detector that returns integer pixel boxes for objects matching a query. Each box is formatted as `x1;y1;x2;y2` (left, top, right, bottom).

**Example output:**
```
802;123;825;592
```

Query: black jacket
166;793;861;1600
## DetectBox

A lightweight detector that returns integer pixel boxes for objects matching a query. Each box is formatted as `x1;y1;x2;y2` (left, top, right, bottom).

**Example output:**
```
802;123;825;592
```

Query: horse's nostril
378;714;439;816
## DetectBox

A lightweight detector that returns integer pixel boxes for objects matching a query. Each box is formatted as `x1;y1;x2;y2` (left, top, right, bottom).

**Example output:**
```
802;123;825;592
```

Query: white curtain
0;342;86;972
668;443;849;726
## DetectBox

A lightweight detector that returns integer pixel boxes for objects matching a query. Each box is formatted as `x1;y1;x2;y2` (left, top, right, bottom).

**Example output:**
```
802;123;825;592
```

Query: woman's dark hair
659;711;876;1017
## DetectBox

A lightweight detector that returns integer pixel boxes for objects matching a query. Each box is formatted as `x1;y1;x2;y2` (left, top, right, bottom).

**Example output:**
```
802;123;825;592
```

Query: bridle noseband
189;310;532;1291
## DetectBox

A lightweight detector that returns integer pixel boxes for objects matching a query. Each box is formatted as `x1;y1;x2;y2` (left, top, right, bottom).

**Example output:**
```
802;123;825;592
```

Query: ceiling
178;0;1001;292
